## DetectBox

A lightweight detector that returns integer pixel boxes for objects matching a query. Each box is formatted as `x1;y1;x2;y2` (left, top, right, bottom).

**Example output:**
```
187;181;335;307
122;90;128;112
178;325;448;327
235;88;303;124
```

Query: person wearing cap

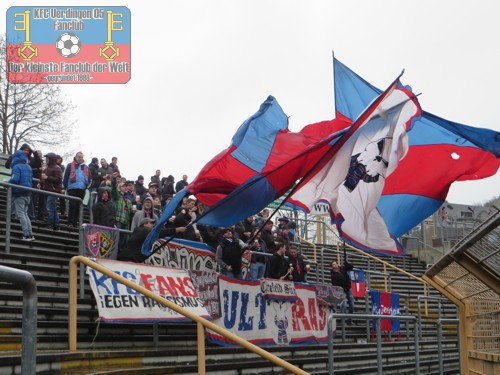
9;150;35;241
63;151;91;227
150;169;162;196
216;227;249;279
41;152;63;231
130;195;158;231
277;216;290;231
141;181;158;204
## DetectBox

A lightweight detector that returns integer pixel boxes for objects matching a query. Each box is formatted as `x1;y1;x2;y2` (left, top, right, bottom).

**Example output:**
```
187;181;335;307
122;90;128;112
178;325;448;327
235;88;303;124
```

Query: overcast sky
3;0;499;206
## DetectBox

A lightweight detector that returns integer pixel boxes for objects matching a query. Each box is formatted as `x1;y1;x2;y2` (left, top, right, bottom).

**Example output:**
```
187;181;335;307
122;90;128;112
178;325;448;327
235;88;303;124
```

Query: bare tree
0;35;75;155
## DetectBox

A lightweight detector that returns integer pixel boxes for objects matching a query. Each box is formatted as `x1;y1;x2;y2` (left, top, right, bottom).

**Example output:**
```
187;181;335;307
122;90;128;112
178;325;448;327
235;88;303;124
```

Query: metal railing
0;181;84;253
68;256;308;375
0;265;37;375
328;312;417;375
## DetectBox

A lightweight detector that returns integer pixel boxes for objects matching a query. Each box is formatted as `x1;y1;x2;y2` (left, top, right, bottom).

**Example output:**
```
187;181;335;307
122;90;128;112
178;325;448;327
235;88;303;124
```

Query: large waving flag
287;76;422;255
333;57;500;242
142;96;350;255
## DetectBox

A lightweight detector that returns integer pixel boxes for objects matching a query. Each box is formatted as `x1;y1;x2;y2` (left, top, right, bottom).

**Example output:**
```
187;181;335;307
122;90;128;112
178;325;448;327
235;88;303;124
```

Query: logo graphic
56;32;81;57
6;6;131;84
86;232;101;257
99;231;114;257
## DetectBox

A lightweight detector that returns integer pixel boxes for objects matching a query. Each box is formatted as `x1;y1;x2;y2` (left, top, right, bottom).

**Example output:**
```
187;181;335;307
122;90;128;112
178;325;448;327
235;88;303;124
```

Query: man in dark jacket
88;157;101;199
118;218;186;263
41;152;63;230
331;260;355;324
235;216;255;243
175;174;188;193
289;245;310;282
9;150;35;240
267;242;291;280
216;228;248;279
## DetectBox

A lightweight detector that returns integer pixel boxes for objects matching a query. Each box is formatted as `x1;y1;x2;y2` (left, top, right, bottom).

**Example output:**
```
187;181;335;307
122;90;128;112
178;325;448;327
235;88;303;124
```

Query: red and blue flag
333;57;500;252
349;269;366;298
142;96;350;255
370;290;400;332
287;76;422;255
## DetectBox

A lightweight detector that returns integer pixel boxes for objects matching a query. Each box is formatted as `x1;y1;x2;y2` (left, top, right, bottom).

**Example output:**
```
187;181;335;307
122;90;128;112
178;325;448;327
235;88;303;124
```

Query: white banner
207;276;333;346
260;278;298;301
87;259;210;322
144;238;250;279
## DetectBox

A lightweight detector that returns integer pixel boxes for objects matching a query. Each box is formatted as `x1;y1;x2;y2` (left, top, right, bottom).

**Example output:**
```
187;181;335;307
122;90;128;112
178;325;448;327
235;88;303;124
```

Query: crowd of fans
6;146;310;281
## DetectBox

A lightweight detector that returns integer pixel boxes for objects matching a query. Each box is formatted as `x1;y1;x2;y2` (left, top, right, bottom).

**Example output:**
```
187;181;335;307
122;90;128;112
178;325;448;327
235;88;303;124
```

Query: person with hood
9;150;35;241
63;151;91;227
161;175;176;200
130;195;158;231
41;152;63;231
92;187;116;228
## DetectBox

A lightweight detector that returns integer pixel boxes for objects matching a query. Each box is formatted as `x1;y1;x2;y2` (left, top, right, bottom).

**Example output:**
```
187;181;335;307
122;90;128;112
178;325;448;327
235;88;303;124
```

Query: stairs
0;187;460;374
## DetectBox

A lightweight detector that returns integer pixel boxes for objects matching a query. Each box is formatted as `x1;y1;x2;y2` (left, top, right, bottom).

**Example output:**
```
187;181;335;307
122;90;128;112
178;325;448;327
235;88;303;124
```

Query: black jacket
267;252;288;279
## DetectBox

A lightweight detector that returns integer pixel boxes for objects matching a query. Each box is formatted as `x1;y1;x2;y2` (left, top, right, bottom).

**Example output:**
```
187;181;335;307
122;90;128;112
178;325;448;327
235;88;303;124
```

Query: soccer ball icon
55;32;81;58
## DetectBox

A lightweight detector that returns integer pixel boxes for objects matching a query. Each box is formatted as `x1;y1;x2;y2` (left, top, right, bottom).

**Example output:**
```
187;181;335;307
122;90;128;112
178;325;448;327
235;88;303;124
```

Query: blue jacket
63;161;90;190
8;150;33;197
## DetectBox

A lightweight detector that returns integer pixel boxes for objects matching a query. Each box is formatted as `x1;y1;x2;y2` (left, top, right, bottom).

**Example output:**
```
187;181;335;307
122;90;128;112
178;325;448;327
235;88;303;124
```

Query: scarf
70;161;90;183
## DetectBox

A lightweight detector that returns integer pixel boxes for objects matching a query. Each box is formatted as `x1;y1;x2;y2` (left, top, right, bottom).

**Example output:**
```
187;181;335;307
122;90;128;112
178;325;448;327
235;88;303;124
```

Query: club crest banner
349;269;366;298
83;224;119;259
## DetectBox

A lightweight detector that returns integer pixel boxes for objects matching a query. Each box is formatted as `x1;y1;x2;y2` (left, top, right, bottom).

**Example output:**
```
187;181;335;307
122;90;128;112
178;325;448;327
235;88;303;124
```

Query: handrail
328;312;417;375
0;181;84;253
69;256;308;375
322;223;428;286
298;236;317;263
0;265;37;375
